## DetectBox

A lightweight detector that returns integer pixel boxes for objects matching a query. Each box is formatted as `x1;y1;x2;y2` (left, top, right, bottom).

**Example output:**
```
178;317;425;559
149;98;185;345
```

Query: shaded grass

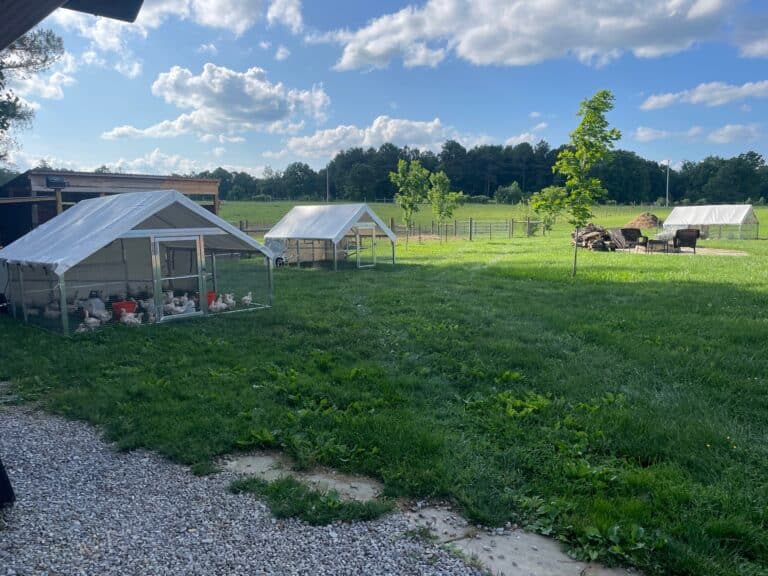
1;227;767;575
229;476;392;525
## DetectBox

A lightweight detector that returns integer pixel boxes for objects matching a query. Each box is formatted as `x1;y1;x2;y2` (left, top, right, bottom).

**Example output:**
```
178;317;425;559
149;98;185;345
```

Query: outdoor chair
620;228;646;249
673;228;700;254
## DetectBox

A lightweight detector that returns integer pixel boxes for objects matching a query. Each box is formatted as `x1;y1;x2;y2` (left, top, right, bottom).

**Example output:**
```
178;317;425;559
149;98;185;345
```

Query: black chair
673;229;700;253
620;228;645;249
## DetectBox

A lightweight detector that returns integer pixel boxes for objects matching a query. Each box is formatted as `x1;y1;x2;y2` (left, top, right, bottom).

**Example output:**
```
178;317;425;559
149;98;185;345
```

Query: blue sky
6;0;768;176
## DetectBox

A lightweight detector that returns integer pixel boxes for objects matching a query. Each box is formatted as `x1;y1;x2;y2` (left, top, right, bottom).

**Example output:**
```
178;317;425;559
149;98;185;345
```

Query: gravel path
0;406;479;576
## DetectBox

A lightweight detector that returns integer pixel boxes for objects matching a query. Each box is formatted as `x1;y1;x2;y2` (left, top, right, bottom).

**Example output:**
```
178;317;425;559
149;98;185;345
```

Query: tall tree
552;89;621;276
0;29;63;160
389;159;430;248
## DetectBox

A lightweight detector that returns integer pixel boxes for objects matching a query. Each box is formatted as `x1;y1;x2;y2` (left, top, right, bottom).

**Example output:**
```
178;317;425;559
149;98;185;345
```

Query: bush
251;194;272;202
495;182;525;204
468;195;490;204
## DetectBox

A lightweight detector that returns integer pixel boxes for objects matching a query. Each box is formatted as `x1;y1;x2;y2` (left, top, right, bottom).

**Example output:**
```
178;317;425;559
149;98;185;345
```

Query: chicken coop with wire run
264;203;396;271
0;190;273;335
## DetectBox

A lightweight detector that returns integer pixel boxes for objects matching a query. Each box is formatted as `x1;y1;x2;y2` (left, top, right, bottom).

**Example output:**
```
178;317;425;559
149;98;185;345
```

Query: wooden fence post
469;218;473;241
526;217;531;237
454;219;457;238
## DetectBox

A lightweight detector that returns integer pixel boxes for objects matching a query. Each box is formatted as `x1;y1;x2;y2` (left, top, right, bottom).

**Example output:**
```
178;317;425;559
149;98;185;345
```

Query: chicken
241;291;253;306
83;310;101;329
223;293;235;307
209;295;228;312
119;309;142;326
43;305;61;319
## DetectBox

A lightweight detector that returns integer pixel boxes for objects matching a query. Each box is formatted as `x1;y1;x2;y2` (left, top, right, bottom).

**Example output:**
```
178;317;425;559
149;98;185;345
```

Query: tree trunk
572;227;579;277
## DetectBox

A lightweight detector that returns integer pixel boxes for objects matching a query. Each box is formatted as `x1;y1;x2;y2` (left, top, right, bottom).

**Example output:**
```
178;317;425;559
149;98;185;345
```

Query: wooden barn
0;170;219;247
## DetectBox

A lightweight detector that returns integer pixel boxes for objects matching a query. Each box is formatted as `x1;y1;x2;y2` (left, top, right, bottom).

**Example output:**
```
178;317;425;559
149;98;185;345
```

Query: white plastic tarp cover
265;203;396;245
0;190;272;275
664;205;758;227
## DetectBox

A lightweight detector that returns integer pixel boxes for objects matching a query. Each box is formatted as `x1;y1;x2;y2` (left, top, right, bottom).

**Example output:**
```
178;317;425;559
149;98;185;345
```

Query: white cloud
197;43;218;55
634;126;670;142
741;37;768;57
641;80;768;110
11;71;76;101
686;125;704;138
114;57;143;79
213;146;226;158
275;45;291;61
529;111;541;119
707;123;761;143
505;121;548;146
280;115;482;159
259;41;272;50
267;0;304;34
315;0;729;71
102;63;330;141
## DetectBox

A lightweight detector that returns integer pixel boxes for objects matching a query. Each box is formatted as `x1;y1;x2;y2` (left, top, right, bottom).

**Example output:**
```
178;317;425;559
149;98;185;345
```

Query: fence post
526;217;531;237
431;220;435;235
418;224;421;243
239;220;244;231
469;217;473;241
507;219;511;239
489;221;492;240
390;217;395;232
454;219;457;238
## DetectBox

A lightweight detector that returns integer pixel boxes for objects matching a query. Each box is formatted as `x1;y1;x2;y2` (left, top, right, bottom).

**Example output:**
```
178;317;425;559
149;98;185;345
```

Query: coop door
152;236;206;320
354;223;377;268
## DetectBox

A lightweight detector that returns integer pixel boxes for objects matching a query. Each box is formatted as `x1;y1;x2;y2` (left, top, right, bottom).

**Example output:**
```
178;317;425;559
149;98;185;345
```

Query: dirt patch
223;452;383;502
625;213;661;229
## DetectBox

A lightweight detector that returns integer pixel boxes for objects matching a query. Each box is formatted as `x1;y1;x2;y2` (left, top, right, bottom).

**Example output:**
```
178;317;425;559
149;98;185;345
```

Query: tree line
2;141;767;207
192;142;768;206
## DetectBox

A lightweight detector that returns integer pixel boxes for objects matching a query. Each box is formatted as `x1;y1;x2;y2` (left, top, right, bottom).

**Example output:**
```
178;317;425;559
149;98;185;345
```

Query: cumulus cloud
102;63;330;141
707;123;761;143
280;115;482;159
8;52;78;104
313;0;729;71
641;80;768;110
267;0;304;33
505;121;548;146
634;126;670;142
275;45;291;61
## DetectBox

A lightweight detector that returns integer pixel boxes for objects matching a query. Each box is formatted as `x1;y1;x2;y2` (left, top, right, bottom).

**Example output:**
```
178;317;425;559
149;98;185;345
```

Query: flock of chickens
68;290;254;333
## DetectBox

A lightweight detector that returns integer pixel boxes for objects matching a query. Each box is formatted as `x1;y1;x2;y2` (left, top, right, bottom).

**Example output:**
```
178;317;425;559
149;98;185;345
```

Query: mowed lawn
1;202;767;575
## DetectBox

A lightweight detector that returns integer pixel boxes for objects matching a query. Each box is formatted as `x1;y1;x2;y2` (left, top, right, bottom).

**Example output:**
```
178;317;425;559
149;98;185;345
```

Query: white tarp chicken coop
264;204;396;270
663;205;759;239
0;190;273;335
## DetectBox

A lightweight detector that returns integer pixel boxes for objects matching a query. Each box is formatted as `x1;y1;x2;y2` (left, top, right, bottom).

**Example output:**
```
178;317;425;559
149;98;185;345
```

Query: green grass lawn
1;204;767;575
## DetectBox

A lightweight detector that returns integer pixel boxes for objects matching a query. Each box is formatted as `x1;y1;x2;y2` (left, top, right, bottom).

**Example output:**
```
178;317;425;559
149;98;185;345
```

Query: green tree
427;170;463;239
389;159;430;248
552;89;621;276
530;186;567;234
1;29;64;160
495;181;524;204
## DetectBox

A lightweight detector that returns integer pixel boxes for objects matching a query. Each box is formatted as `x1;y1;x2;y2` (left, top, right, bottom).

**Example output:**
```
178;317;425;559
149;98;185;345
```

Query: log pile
572;224;620;251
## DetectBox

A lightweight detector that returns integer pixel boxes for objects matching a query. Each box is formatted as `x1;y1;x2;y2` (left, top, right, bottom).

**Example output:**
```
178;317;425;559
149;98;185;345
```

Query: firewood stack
571;224;619;251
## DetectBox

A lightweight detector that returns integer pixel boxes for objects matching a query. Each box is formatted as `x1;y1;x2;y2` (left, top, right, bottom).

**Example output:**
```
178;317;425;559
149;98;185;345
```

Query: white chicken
83;310;101;329
120;309;143;326
241;291;253;307
223;293;235;307
74;323;91;334
209;295;228;312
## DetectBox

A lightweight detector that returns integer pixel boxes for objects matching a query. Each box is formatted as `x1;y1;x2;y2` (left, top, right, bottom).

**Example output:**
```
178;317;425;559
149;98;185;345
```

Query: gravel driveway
0;406;479;576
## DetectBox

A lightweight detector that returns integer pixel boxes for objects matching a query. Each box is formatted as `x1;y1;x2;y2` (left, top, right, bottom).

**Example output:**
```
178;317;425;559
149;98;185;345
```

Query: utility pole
664;160;670;208
326;165;330;203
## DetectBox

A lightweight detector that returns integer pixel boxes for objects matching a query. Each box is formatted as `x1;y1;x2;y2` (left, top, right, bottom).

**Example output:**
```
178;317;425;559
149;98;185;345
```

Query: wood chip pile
572;224;624;251
625;212;661;229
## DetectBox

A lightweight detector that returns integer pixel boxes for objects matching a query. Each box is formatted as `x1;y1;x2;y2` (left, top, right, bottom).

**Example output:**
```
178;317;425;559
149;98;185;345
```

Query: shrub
467;195;490;204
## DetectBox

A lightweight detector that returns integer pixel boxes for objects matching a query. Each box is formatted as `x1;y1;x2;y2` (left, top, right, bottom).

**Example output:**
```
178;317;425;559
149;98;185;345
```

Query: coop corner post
59;272;69;335
18;265;27;323
391;240;395;265
267;257;274;306
196;236;207;315
333;242;338;271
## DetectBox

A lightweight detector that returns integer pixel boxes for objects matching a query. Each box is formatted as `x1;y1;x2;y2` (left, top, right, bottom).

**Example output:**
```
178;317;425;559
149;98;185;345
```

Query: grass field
1;202;767;575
